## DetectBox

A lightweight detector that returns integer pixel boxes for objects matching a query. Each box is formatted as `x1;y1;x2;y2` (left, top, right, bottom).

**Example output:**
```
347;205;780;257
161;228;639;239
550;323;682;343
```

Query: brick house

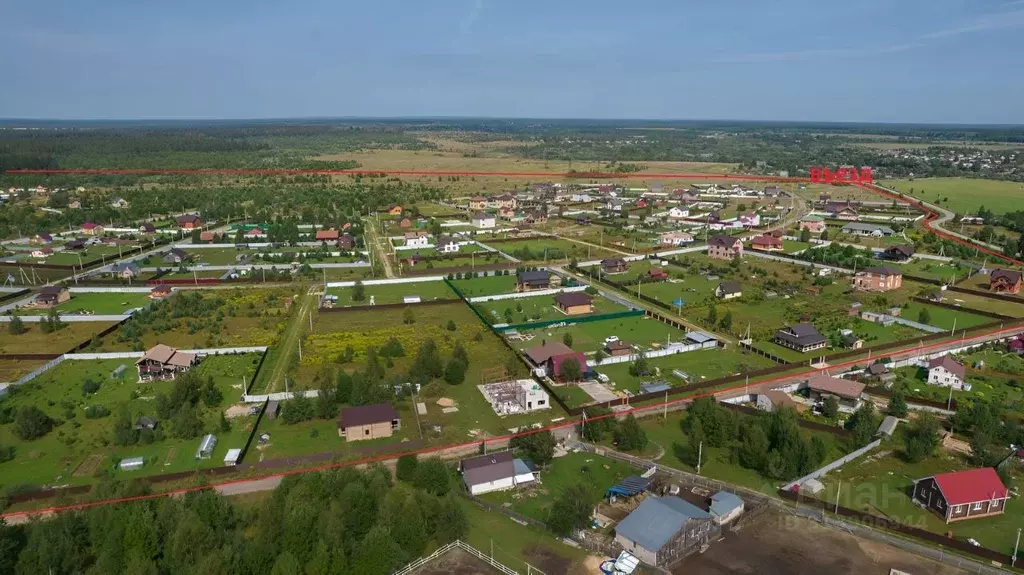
853;266;903;292
80;222;104;236
136;344;198;382
601;258;629;274
337;403;400;441
913;468;1009;523
989;269;1023;294
554;292;593;315
707;235;743;260
798;215;826;233
750;234;783;252
516;270;550;292
34;285;71;308
177;214;204;229
316;228;340;242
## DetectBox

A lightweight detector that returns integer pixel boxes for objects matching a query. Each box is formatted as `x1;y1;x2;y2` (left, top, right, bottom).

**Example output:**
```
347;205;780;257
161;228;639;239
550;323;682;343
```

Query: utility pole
834;481;841;514
1014;528;1021;567
697;441;703;475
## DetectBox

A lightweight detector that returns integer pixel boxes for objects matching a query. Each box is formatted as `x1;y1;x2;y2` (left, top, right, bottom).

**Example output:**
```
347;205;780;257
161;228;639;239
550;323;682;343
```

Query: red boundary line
3;321;1021;520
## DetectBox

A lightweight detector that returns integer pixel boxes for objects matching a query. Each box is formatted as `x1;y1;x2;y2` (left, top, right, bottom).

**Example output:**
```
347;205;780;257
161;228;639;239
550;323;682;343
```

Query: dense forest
0;463;469;574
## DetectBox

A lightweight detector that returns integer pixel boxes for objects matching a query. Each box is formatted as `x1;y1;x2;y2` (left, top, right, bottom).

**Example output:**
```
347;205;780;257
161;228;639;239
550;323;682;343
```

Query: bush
14;406;54;440
0;445;14;463
83;405;111;419
81;379;101;395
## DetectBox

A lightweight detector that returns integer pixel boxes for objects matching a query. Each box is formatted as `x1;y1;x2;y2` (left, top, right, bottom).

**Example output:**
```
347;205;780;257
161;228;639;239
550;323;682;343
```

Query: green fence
500;309;645;331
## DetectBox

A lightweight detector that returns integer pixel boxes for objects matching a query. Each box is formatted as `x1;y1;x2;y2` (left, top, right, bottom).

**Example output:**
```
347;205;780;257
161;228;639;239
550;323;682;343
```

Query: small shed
224;448;242;466
709;491;745;525
196;434;217;459
876;415;899;437
640;381;671;395
606;475;652;499
799;478;825;495
119;457;144;471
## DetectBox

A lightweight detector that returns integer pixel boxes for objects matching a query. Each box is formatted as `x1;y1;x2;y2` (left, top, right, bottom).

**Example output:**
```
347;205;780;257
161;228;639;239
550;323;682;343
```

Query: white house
404;232;430;247
668;206;690;219
471;212;496;229
660;231;694;246
436;235;460;253
738;212;761;227
459;451;535;495
927;355;966;390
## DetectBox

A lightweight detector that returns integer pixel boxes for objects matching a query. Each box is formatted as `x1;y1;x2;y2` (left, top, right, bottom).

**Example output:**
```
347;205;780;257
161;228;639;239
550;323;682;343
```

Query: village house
337;403;400;441
842;222;895;237
774;322;827;353
149;285;172;299
660;231;694;246
989;269;1023;294
798;215;826;233
647;267;669;281
605;339;632;357
763;185;782;197
435;235;459;254
404;231;430;248
715;281;742;300
138;223;157;234
459;451;536;495
65;238;87;250
516;270;550;292
913;468;1008;523
496;193;517;210
601;258;629;274
68;200;82;209
337;233;355;250
315;228;340;242
136;344;198;382
554;292;593;315
398;217;413;229
163;248;191;265
826;201;860;220
756;390;804;413
927;355;967;389
497;207;516;220
806;374;865;410
614;496;717;567
385;204;403;216
525;210;548;225
110;197;129;209
34;285;71;308
472;212;496;229
667;206;690;219
110;262;141;280
883;245;915;261
853;266;903;292
866;362;896;384
738;212;761;227
30;248;54;258
198;231;216;242
80;222;104;236
750;234;783;252
177;214;204;229
31;233;53;245
245;227;266;239
468;195;487;211
524;341;587;379
707;235;743;261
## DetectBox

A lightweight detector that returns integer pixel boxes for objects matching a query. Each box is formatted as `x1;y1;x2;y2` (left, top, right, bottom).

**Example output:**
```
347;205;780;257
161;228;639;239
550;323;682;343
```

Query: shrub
83;405;111;419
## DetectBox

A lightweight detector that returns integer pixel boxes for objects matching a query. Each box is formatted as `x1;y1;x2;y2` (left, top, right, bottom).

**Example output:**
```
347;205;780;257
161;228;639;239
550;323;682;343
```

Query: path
366;215;396;278
259;286;319;393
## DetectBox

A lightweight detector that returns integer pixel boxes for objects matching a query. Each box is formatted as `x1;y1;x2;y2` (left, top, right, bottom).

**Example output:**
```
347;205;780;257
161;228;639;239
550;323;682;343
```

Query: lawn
473;291;630;326
511;314;688;354
14;292;151;316
0;354;262;487
45;245;128;266
0;321;119;355
816;449;1024;555
449;274;519;297
478;452;635;523
482;238;617;262
782;240;813;254
894;258;974;282
898;302;991;331
880;177;1024;215
595;346;775;395
326;280;456;306
182;248;252;266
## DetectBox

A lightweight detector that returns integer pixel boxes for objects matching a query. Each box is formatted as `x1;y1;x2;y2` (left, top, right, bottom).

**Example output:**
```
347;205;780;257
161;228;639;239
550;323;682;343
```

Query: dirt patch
411;547;502;575
676;510;968;575
523;545;573;575
224;404;252;419
72;454;103;477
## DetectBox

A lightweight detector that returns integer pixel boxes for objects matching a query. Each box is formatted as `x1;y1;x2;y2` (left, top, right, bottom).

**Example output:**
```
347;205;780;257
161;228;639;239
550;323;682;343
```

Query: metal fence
393;540;525;575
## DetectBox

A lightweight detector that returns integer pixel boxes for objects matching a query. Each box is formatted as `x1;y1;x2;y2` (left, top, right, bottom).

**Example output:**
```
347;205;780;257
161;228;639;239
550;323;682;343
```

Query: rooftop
339;403;399;428
929;468;1008;506
615;496;709;552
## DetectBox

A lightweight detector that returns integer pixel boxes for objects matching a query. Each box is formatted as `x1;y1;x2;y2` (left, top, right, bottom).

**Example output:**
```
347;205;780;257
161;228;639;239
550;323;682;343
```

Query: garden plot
99;288;293;351
325;280;455;306
0;321;120;355
509;314;688;355
594;346;775;395
448;273;519;298
481;238;616;262
0;353;262;487
14;292;151;316
473;291;629;326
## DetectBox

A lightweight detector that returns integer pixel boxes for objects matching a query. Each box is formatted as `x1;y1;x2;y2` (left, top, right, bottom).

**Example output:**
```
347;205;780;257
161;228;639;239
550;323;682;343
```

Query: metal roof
685;331;715;344
607;475;652;498
639;382;671;394
615;496;708;552
709;491;744;518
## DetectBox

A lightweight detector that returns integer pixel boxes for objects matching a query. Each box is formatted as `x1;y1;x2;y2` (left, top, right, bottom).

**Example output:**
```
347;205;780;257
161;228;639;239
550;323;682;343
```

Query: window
973;503;983;511
954;505;962;513
537;400;546;406
364;429;370;436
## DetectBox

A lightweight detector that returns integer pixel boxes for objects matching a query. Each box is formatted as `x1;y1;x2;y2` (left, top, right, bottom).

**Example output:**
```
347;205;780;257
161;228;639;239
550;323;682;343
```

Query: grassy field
880;178;1024;215
894;258;974;282
897;302;991;330
816;449;1024;555
325;280;456;305
473;291;630;326
479;452;635;523
0;359;47;382
482;238;617;262
0;321;119;355
0;354;262;486
13;292;151;316
595;346;775;395
44;245;128;266
510;314;688;354
449;274;519;297
782;240;813;254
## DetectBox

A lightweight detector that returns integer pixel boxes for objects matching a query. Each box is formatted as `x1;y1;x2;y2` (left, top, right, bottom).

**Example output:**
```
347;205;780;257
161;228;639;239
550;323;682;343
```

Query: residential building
667;206;690;219
385;204;403;216
707;235;743;260
139;223;157;234
524;341;586;379
245;227;265;239
738;212;761;227
177;214;204;229
337;234;355;250
110;262;141;279
826;201;859;220
469;195;487;210
605;340;632;357
435;235;459;253
163;248;191;265
763;185;782;197
34;285;70;308
750;234;783;252
601;258;629;274
136;345;198;382
806;374;865;410
554;292;593;315
927;355;967;389
459;451;536;495
989;269;1023;294
30;248;53;258
913;468;1009;523
31;233;53;245
496;193;517;210
199;231;216;242
841;222;896;237
647;267;668;281
516;270;550;292
883;245;915;261
398;217;412;229
866;362;896;383
80;222;104;236
472;212;496;229
337;403;400;441
149;285;172;299
715;281;742;300
853;266;903;292
756;390;803;413
798;215;826;233
773;323;827;353
404;231;430;247
315;228;340;242
659;231;694;246
614;496;717;567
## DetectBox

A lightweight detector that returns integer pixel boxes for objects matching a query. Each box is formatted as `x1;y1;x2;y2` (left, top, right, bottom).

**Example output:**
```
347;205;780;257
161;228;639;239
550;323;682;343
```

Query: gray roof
686;331;715;344
640;382;671;394
709;491;744;518
877;415;899;436
517;270;549;284
717;281;742;295
616;496;710;552
461;451;515;486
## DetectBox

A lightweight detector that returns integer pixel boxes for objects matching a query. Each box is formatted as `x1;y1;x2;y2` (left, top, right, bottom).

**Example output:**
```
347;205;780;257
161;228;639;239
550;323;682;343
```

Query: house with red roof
913;468;1008;523
316;228;340;242
80;222;104;236
750;234;783;252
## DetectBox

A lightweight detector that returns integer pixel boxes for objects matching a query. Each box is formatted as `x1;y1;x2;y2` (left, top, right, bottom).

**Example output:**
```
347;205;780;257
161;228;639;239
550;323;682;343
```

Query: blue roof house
708;491;745;525
613;496;716;567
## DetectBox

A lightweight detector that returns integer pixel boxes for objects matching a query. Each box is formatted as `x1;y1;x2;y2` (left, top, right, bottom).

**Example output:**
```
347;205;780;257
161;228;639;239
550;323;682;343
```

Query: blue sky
2;0;1023;123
